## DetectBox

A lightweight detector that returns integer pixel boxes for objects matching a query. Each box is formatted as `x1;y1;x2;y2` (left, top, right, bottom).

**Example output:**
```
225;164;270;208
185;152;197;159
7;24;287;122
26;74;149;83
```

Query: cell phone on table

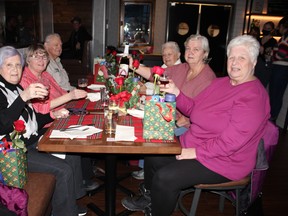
67;108;88;115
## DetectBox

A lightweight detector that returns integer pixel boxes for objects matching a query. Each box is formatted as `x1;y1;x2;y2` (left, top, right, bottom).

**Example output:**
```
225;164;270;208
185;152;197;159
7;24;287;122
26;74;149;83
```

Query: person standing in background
254;21;277;87
4;16;18;44
269;16;288;123
62;16;92;60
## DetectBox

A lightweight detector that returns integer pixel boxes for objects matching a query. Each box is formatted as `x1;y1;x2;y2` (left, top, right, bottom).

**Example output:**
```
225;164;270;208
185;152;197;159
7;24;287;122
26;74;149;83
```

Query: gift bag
93;58;109;83
0;149;27;188
143;101;176;140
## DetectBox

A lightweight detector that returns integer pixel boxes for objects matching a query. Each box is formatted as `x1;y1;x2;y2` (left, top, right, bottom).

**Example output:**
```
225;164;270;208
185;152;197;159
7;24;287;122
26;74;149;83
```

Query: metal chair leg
235;189;240;216
219;195;225;212
189;188;202;216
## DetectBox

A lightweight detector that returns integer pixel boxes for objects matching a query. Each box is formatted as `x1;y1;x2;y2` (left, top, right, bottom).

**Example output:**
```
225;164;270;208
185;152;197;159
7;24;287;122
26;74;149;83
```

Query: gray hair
44;33;61;44
184;34;210;62
227;35;260;63
0;46;24;68
25;43;49;63
162;41;180;54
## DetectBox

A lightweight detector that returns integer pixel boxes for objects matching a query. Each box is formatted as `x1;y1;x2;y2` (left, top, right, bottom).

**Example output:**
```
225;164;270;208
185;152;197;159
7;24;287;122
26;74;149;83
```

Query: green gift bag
143;101;176;140
0;149;27;188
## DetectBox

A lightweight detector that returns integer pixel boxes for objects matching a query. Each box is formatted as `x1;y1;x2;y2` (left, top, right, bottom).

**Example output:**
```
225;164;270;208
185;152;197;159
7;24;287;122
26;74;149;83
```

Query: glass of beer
78;78;88;90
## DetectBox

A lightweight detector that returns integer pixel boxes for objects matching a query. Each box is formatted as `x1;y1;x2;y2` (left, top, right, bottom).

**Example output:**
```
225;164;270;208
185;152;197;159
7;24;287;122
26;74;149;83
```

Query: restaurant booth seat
23;172;56;216
177;122;279;216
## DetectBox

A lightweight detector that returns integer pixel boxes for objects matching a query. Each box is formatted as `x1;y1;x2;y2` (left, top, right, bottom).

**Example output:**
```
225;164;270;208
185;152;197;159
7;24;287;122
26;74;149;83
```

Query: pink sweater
20;67;67;114
177;77;270;180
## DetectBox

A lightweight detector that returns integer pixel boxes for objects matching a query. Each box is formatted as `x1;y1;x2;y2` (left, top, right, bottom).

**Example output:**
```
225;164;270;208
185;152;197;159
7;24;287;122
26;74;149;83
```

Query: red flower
106;49;111;54
152;66;165;76
13;120;25;132
131;50;138;56
112;50;117;56
139;54;144;61
132;59;140;69
115;76;125;86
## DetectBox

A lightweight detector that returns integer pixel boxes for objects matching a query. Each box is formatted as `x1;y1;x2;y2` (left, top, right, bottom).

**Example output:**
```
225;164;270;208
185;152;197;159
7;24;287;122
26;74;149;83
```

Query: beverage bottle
118;43;129;77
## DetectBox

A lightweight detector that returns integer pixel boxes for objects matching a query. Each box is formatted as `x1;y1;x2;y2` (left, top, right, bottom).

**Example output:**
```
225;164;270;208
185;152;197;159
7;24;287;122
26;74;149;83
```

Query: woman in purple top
125;35;271;216
129;35;216;128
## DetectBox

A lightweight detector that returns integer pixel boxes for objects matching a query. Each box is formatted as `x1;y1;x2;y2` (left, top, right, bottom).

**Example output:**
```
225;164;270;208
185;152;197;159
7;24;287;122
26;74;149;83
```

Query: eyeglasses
31;55;49;61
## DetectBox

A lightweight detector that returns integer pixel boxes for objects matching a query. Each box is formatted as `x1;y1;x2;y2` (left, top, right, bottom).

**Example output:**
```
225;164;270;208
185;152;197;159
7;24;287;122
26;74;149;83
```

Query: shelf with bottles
243;14;282;40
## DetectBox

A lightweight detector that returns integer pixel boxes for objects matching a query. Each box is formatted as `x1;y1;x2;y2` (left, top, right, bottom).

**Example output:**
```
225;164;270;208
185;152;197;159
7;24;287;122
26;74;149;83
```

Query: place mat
48;114;104;139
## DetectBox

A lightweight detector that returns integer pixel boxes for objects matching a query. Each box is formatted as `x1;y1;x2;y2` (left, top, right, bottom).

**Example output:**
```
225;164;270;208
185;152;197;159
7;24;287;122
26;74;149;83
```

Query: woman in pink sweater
125;35;272;216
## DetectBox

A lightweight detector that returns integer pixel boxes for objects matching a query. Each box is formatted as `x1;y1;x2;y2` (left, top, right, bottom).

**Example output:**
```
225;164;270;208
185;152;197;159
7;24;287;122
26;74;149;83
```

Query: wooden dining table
37;99;181;216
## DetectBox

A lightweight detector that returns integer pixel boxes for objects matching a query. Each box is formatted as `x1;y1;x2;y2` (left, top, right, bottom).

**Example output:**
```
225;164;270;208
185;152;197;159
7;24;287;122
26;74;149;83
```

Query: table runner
48;99;175;142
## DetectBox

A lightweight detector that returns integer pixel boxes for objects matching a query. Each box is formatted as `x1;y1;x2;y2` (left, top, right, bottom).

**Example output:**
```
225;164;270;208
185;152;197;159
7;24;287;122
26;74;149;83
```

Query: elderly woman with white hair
160;41;181;68
0;46;87;216
130;35;216;129
124;35;272;216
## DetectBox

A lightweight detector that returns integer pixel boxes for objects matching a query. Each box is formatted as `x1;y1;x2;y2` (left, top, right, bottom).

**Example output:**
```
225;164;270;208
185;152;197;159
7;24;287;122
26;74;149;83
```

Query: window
120;0;154;47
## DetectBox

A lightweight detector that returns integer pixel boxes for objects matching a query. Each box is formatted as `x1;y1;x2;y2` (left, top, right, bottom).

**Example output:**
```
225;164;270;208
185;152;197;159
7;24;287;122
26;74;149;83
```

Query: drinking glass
159;74;169;87
104;109;116;134
78;78;88;90
100;87;109;107
37;77;50;100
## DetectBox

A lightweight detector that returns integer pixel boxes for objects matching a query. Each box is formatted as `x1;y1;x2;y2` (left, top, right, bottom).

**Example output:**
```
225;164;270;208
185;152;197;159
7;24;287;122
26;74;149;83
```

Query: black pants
0;203;17;216
144;156;229;216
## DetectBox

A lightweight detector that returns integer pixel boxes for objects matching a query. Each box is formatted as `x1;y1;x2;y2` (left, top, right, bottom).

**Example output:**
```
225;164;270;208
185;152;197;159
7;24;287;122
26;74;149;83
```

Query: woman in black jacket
0;46;86;216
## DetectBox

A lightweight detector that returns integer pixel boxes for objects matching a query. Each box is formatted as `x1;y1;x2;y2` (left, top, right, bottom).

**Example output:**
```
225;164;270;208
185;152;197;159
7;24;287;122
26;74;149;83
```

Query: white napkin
127;108;144;119
50;125;103;140
114;125;137;141
87;92;101;102
87;84;106;91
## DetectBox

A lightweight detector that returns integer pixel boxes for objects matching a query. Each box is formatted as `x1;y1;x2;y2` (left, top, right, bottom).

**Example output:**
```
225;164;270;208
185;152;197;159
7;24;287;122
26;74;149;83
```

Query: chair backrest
237;121;279;212
249;121;279;203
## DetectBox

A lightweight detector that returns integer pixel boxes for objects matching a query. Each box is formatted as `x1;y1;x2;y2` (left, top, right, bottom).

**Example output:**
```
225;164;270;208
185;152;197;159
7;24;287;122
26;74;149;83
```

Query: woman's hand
127;55;134;70
176;148;196;160
52;108;70;119
176;115;190;128
159;80;180;96
20;83;49;102
69;89;87;100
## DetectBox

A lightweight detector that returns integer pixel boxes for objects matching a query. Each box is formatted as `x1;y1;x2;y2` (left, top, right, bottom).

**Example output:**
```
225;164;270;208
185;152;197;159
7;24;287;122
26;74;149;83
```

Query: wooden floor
76;128;288;216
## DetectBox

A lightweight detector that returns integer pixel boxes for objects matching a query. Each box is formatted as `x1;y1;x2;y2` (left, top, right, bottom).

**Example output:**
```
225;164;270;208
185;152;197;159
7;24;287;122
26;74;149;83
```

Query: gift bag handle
155;103;173;122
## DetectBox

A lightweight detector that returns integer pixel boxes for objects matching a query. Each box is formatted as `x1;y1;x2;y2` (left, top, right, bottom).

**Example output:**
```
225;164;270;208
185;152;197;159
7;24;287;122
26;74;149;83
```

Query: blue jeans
269;64;288;120
27;144;86;216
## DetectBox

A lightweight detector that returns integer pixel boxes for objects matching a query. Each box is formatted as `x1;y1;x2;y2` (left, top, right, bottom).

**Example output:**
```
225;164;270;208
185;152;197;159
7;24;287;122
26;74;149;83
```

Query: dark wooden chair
178;123;279;216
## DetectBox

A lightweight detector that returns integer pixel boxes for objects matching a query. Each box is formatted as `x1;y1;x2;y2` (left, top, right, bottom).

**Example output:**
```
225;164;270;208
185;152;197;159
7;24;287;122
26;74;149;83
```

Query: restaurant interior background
0;0;288;127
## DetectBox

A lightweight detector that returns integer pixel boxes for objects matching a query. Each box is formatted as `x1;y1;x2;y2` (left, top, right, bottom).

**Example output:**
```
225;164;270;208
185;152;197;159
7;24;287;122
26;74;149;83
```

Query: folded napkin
127;108;144;119
114;125;137;141
87;92;101;102
87;84;106;91
50;125;102;140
